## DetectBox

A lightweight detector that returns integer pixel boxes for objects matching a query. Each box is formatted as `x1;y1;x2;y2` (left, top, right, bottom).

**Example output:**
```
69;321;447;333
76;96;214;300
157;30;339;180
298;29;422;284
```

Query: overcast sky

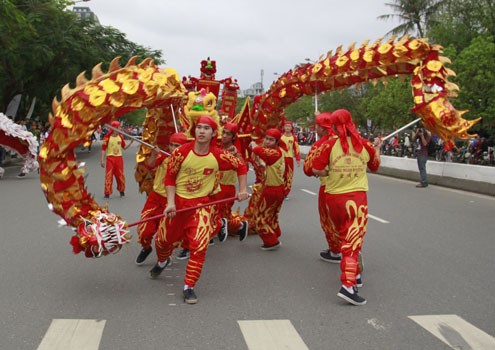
81;0;402;91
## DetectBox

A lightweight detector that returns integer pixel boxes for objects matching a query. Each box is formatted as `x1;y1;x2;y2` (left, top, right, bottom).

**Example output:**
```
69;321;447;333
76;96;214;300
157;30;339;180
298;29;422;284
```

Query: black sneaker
104;194;110;199
208;239;215;246
17;172;26;178
320;249;341;263
337;286;367;306
238;220;249;242
176;248;190;260
120;191;125;197
260;241;281;251
218;218;228;243
356;276;363;288
135;246;152;265
149;258;171;279
183;288;198;304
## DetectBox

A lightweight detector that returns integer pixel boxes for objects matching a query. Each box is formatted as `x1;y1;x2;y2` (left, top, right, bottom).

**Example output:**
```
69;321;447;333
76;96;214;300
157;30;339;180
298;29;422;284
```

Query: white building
242;82;263;98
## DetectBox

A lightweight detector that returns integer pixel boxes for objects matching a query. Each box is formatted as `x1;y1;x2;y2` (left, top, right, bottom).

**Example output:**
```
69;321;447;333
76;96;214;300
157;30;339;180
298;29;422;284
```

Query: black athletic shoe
260;241;281;251
176;248;190;260
16;172;26;179
135;246;152;265
104;194;110;199
320;249;342;263
209;239;215;246
218;218;228;243
149;258;171;279
183;288;198;304
238;220;249;242
120;191;125;197
337;286;367;306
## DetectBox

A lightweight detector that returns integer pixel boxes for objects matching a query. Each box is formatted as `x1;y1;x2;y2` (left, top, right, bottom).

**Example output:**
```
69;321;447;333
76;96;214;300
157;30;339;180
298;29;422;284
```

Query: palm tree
378;0;448;37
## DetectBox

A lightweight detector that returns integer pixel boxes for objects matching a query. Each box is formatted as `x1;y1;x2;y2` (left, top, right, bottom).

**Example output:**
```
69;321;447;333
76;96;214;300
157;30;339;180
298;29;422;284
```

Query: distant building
242;82;263;98
72;6;99;23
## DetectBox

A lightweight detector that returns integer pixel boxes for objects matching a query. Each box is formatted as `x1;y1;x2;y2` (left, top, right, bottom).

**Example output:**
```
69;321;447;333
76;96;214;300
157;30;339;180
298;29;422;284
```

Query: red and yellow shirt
281;134;301;161
102;134;126;157
313;137;380;194
165;142;247;199
252;146;285;187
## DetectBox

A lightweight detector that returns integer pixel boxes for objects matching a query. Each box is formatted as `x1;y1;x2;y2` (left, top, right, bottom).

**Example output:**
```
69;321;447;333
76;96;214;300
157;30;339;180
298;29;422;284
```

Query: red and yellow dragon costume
39;36;479;257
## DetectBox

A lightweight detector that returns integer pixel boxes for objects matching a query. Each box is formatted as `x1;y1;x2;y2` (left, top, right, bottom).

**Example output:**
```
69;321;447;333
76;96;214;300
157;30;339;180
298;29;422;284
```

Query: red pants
255;185;284;246
155;195;215;287
283;157;294;197
244;182;263;233
137;191;168;249
318;186;340;253
104;156;125;195
323;191;368;288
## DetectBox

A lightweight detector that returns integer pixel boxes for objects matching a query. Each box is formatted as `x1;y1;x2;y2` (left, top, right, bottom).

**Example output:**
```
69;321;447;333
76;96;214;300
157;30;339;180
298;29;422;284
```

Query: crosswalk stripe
238;320;309;350
37;319;106;350
409;314;495;349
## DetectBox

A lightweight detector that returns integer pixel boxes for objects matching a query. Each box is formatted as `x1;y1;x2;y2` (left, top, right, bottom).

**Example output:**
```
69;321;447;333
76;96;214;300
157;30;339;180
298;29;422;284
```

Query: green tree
430;0;495;51
450;35;495;132
360;78;416;131
284;95;314;124
0;0;163;119
378;0;448;37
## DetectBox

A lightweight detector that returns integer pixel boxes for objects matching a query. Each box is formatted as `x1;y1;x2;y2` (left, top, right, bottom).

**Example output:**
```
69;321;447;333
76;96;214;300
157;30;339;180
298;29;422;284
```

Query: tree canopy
0;0;163;120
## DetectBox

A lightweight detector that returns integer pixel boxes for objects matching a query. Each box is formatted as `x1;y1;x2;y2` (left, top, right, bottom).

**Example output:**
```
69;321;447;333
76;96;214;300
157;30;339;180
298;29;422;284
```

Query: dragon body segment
252;36;479;145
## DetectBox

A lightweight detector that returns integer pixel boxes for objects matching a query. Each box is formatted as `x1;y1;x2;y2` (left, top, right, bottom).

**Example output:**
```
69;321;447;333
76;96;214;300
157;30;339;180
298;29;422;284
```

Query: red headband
315;112;333;129
170;132;188;145
197;115;218;131
266;128;282;140
223;122;238;134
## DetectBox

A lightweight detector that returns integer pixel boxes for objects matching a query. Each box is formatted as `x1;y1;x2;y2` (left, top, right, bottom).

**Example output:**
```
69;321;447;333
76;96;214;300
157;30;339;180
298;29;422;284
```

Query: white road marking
238;320;309;350
367;318;386;330
368;214;390;224
301;189;317;196
301;189;390;223
37;319;106;350
409;314;495;349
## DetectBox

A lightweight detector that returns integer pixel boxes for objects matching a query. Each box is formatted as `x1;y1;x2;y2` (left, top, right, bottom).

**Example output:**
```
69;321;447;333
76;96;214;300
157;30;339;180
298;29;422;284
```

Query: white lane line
301;189;390;224
37;319;106;350
368;214;390;224
301;189;317;196
409;314;495;349
238;320;309;350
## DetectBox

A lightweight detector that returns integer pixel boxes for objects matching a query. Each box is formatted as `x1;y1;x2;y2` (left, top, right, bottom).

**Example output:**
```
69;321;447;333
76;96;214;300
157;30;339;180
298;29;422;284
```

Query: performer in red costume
248;128;286;250
303;112;342;262
100;121;133;198
312;109;382;306
280;120;301;199
151;115;249;304
216;121;249;241
135;132;188;265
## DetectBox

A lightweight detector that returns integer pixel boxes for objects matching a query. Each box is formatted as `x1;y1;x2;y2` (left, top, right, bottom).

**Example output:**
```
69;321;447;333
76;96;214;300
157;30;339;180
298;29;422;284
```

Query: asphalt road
1;142;494;350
